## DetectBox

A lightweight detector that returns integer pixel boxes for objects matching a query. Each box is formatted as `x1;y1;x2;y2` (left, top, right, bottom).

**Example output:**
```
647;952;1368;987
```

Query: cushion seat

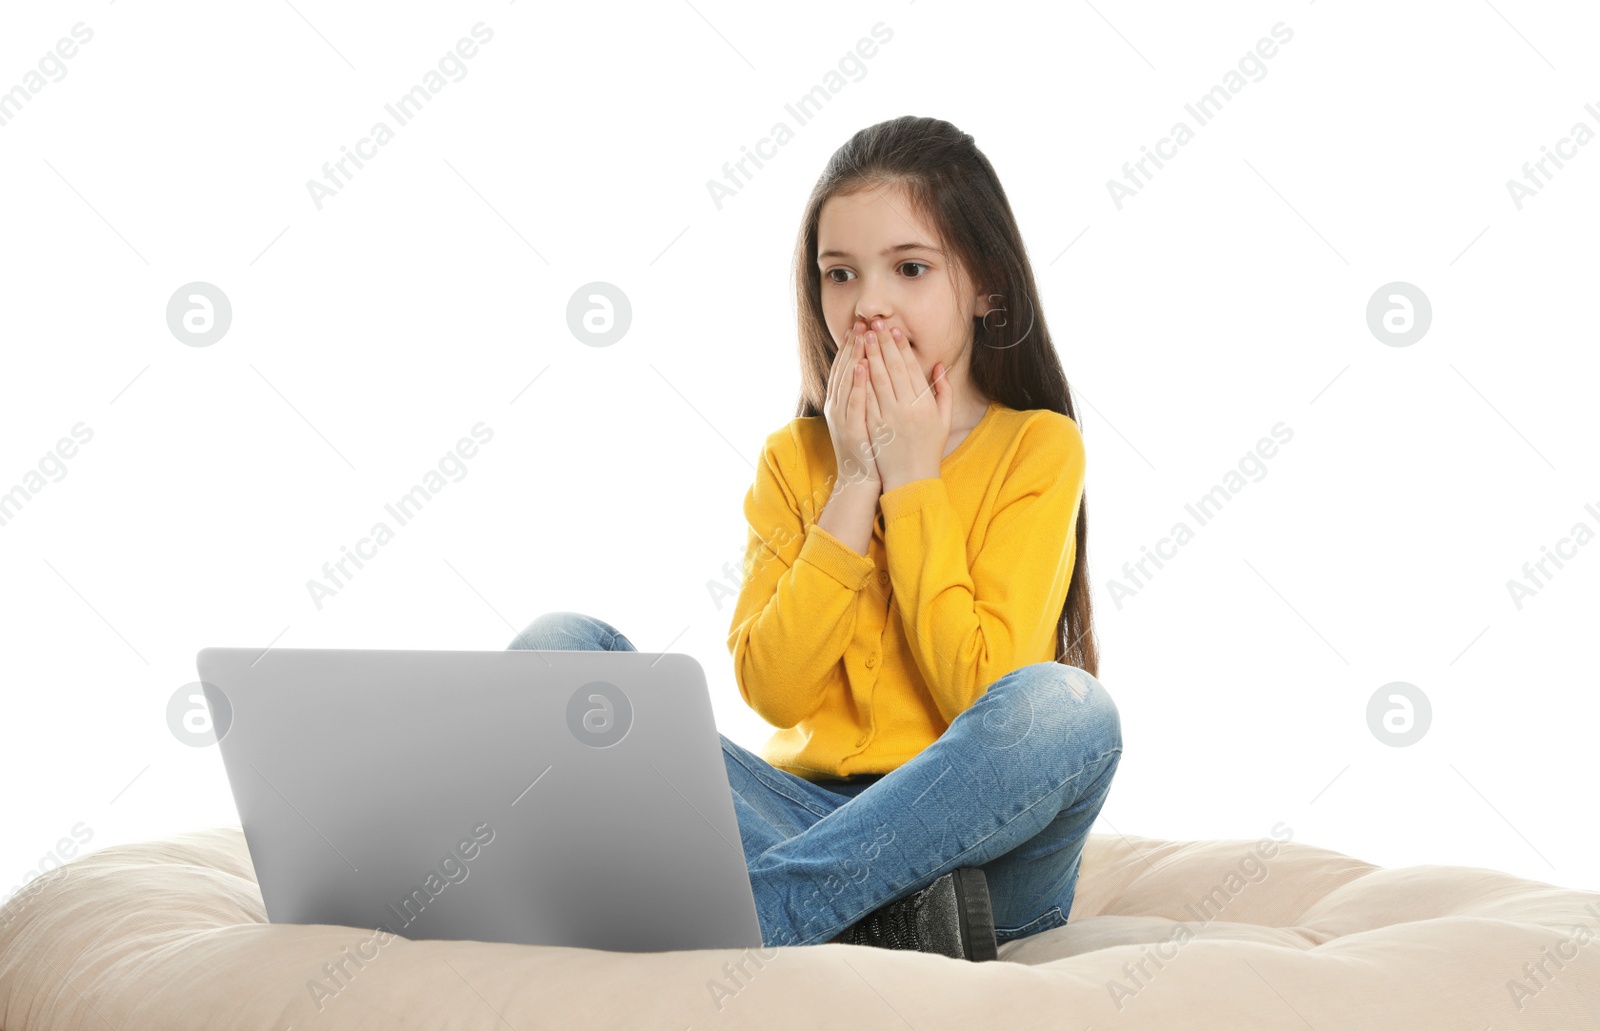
2;826;1595;1029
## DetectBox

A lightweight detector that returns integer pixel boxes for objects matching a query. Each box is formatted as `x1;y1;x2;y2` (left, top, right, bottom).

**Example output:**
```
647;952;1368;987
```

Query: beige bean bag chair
2;825;1595;1029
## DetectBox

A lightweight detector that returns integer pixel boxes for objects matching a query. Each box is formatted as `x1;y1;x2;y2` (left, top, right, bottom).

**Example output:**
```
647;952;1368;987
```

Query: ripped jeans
508;611;1123;949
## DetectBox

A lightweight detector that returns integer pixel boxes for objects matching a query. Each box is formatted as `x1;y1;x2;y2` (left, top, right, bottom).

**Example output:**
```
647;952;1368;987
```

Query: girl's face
816;183;988;399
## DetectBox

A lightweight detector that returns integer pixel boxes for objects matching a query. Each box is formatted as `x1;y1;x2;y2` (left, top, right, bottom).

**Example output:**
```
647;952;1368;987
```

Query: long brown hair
789;115;1098;678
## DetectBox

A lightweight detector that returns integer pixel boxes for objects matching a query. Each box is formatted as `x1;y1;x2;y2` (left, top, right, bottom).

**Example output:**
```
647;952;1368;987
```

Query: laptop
194;646;764;953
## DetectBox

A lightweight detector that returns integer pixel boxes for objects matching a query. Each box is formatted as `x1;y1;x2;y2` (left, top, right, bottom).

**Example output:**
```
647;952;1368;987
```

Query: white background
2;0;1596;906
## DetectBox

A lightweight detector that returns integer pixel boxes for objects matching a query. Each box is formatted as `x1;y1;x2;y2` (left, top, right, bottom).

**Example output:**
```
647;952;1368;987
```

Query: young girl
509;115;1121;961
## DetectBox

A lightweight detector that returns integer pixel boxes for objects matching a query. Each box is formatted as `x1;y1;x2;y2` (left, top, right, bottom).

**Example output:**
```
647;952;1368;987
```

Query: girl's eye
823;262;929;284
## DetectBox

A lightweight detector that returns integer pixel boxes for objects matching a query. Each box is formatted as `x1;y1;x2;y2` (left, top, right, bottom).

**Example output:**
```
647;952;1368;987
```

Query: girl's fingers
865;330;894;403
870;332;908;408
830;334;859;414
880;326;919;400
836;330;854;397
829;336;849;399
831;345;845;407
853;366;872;460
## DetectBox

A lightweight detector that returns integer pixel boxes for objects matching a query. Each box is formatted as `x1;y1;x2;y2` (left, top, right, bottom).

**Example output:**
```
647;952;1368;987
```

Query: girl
509;115;1121;961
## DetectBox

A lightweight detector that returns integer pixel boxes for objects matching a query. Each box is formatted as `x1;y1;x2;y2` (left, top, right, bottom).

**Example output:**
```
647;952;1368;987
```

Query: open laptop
194;646;763;953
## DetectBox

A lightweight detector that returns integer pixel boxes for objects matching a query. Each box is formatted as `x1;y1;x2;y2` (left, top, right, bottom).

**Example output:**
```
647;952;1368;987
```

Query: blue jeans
507;611;1123;949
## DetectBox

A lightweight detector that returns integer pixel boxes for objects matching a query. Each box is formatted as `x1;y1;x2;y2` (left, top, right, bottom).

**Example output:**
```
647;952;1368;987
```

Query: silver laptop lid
194;646;762;952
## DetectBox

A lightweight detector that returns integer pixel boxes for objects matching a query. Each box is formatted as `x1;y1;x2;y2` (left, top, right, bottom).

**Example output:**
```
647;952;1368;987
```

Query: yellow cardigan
726;399;1086;781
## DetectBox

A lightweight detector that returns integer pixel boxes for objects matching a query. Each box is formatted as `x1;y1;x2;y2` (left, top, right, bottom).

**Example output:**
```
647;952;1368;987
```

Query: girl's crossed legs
508;611;1123;949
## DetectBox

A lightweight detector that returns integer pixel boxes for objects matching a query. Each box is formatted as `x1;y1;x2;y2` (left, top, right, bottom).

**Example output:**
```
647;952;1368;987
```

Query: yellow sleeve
878;415;1086;724
726;426;878;729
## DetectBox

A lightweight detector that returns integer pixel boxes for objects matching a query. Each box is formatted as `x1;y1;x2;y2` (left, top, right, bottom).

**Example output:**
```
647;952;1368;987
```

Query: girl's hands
823;319;886;494
860;320;953;492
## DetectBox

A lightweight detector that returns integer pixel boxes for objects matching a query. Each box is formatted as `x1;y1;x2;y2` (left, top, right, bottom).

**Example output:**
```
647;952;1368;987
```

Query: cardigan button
877;569;889;586
865;654;878;668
